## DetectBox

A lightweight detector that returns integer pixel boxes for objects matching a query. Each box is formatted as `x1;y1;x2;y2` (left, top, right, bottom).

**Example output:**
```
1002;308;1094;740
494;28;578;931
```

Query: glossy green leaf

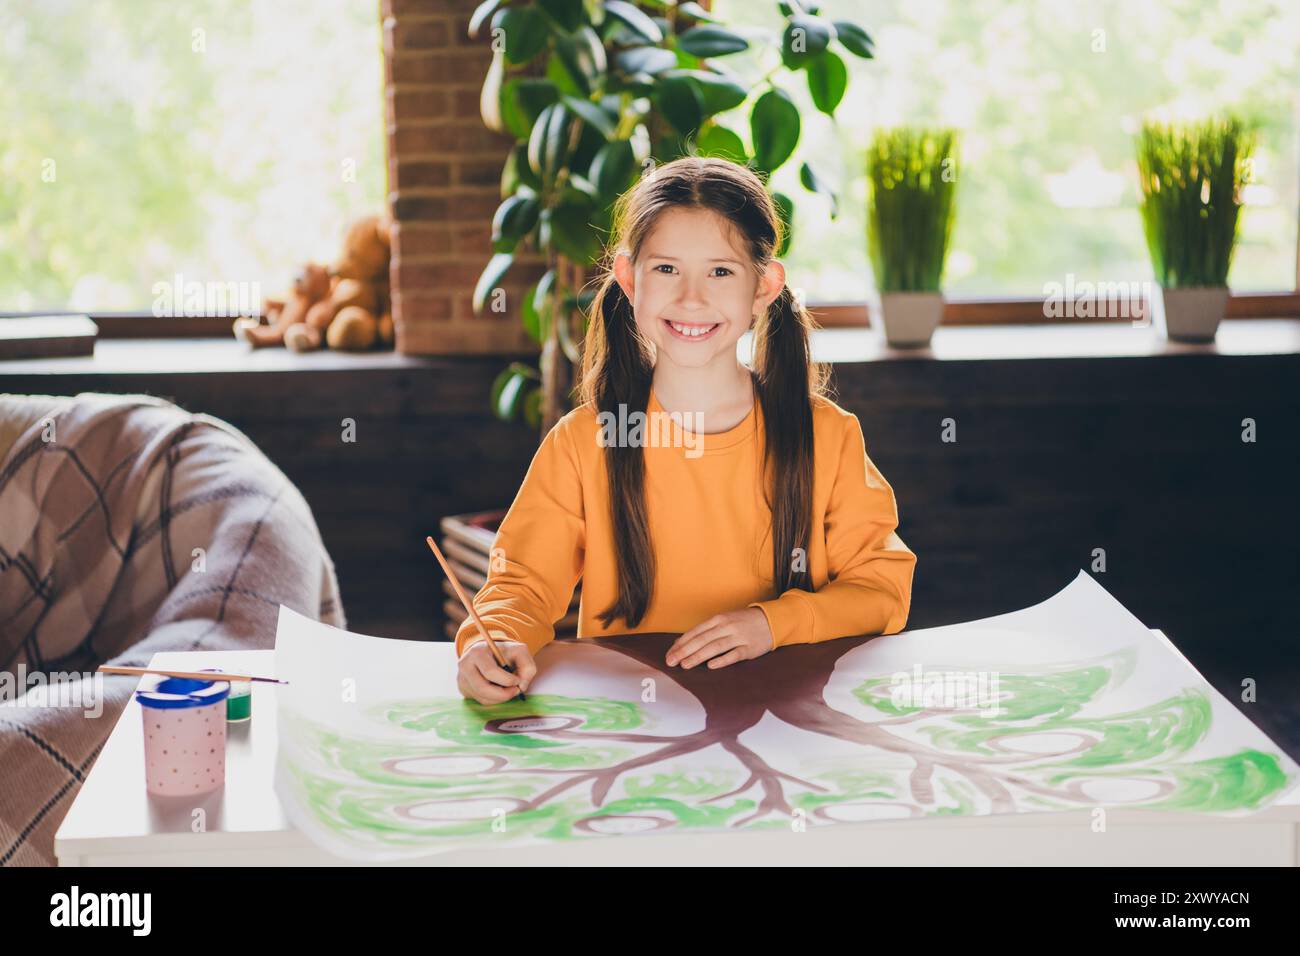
832;20;874;58
548;202;603;265
538;0;586;32
662;68;747;118
677;25;749;57
616;45;679;76
678;2;721;24
781;14;835;69
799;161;838;218
500;78;560;141
473;253;515;315
751;87;800;173
489;365;514;419
562;175;599;206
772;190;794;257
570;119;607;175
655;73;705;136
605;1;663;43
503;143;542;197
480;49;505;132
554;25;606;97
492;7;549;65
528;102;573;188
807;49;847;114
491;364;533;421
696;123;746;162
546;50;583;97
590;139;636;199
562;95;618;138
522;269;556;344
521;281;544;343
534;268;557;339
469;0;506;39
492;194;540;252
501;145;521;197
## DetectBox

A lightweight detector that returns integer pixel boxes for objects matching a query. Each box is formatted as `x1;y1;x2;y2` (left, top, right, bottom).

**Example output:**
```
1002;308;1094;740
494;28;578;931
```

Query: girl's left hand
665;608;774;670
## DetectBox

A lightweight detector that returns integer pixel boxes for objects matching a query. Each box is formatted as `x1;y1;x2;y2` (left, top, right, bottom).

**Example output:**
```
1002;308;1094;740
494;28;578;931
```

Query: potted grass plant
1136;116;1254;342
866;127;958;347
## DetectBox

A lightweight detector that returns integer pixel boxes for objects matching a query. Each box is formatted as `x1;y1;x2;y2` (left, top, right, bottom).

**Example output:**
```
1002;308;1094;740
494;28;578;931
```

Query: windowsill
801;317;1300;363
1;319;1298;379
0;338;510;375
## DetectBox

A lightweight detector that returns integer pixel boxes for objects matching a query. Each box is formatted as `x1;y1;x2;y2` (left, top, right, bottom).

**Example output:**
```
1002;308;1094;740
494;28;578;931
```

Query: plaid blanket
0;392;344;866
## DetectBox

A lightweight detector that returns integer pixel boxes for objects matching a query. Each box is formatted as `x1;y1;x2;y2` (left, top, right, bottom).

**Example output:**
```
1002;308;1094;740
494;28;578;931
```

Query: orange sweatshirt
453;387;917;657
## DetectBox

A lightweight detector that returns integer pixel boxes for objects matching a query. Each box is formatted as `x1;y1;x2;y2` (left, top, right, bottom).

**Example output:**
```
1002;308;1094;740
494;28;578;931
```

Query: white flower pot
877;291;944;348
1157;286;1228;343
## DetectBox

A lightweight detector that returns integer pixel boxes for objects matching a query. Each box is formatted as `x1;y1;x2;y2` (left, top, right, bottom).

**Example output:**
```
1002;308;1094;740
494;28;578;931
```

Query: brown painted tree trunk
488;632;1103;825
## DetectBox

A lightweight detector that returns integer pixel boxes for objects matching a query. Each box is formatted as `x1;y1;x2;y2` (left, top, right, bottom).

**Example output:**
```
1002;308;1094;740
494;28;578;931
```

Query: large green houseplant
866;126;958;348
1136;116;1254;342
469;0;877;434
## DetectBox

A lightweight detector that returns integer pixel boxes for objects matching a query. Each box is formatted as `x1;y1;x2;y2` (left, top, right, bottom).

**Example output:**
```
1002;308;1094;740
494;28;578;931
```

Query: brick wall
381;0;545;355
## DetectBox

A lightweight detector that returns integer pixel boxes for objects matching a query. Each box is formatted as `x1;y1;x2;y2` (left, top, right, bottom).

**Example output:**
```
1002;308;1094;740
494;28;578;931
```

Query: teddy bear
233;214;394;352
233;263;331;349
286;215;394;353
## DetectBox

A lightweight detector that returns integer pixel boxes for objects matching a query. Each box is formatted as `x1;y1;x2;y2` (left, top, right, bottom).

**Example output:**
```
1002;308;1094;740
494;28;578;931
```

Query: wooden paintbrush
426;535;527;701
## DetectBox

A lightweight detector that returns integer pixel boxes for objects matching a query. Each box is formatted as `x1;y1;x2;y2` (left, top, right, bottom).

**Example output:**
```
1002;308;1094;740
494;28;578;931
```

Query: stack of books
437;510;581;643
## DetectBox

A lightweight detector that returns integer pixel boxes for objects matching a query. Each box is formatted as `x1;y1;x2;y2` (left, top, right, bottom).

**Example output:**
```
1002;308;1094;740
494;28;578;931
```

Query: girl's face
613;207;785;371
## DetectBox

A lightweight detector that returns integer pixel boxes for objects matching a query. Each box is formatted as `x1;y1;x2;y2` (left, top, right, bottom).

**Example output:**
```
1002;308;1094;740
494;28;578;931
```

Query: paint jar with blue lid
137;676;229;797
196;667;253;722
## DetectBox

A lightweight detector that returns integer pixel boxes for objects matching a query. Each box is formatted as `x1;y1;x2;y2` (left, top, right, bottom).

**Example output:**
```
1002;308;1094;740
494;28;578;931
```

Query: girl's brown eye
653;264;731;276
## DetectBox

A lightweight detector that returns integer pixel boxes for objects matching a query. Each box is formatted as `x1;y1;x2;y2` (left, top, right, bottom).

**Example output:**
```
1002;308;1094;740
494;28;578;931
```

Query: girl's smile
662;318;722;341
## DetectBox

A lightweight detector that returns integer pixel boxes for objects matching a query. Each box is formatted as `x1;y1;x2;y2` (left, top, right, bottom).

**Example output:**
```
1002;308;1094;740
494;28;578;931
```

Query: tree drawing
278;633;1295;857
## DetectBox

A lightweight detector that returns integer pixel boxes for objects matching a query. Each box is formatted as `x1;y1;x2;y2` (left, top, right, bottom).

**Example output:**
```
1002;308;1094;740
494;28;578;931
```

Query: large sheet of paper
273;570;1299;861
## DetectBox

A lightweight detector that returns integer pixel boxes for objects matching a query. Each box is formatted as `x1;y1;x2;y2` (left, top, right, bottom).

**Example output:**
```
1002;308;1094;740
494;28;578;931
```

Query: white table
55;646;1300;866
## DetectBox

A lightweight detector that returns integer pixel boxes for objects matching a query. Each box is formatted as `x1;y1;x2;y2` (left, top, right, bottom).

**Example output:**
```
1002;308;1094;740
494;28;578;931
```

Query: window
714;0;1300;302
2;1;385;313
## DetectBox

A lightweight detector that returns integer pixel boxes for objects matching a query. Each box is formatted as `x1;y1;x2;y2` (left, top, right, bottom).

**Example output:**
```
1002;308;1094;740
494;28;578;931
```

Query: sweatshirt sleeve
747;413;916;648
453;416;586;658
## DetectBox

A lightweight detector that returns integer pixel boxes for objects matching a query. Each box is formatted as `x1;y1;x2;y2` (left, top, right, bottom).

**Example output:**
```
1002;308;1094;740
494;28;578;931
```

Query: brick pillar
382;0;544;355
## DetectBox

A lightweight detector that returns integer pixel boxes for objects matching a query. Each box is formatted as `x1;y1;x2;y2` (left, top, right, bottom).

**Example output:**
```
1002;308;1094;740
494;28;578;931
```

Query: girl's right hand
456;639;536;705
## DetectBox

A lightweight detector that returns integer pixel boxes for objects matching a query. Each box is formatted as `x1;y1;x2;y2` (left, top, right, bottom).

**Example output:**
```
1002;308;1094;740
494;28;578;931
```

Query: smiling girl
455;156;916;705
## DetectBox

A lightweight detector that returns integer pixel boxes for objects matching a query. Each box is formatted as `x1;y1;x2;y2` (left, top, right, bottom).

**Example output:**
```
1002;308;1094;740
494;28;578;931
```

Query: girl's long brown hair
578;156;830;629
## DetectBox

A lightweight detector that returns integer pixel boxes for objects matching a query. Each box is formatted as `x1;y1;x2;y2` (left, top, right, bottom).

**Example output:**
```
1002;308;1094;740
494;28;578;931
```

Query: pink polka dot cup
137;676;230;797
